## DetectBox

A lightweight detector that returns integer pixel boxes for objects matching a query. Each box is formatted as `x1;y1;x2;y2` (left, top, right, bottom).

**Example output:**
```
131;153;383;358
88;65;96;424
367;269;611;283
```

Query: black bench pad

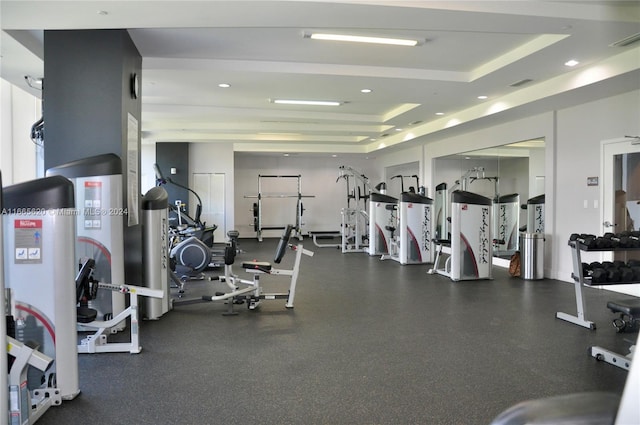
243;261;272;272
607;298;640;316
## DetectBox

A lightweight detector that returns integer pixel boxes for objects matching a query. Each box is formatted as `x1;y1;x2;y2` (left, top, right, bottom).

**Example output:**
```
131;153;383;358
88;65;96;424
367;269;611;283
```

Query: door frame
599;136;640;296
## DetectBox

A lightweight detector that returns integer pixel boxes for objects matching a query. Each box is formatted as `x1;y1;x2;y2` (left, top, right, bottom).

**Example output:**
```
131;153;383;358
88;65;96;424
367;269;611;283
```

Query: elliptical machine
154;164;217;282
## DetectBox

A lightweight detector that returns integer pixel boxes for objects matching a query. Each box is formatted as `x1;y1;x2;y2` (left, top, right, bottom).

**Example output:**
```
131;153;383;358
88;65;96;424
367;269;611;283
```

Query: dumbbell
630;266;640;281
603;232;639;248
617;231;640;248
569;233;597;248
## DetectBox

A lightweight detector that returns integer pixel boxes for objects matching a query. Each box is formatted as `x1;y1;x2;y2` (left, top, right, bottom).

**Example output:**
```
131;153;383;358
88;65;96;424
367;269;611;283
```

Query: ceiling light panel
271;99;341;106
304;32;422;47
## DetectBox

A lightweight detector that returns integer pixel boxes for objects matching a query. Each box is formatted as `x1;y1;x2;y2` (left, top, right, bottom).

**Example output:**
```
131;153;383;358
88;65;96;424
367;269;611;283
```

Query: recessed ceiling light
304;32;422;47
435;112;445;116
272;99;341;106
477;95;488;100
564;59;579;67
331;154;338;158
218;83;231;88
395;128;403;132
283;153;290;157
360;88;372;93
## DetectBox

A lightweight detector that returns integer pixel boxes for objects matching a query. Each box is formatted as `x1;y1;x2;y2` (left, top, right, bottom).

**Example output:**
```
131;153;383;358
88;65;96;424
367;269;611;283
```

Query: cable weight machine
245;175;314;241
337;166;371;253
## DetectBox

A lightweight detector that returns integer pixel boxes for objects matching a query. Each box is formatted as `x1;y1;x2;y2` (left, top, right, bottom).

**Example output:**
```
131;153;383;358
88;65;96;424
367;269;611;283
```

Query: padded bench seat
607;298;640;316
242;261;272;272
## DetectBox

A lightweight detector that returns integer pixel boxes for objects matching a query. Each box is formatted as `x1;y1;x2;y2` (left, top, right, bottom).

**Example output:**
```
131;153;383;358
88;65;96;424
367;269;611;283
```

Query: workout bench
590;298;640;371
202;225;314;315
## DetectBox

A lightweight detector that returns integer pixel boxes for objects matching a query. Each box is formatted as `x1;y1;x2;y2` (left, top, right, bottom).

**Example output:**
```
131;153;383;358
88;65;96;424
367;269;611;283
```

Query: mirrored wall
433;138;545;259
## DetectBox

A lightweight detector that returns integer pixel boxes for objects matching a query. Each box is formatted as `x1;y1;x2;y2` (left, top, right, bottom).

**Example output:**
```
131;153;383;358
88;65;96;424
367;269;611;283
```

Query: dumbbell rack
556;240;640;330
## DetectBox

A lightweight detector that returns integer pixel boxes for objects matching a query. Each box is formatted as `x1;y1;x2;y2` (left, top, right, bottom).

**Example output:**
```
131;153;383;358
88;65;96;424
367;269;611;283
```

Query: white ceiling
1;1;639;157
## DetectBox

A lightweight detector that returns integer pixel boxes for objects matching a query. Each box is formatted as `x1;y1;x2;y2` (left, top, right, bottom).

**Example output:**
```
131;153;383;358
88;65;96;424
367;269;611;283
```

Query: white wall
554;90;640;289
0;79;41;186
234;155;375;238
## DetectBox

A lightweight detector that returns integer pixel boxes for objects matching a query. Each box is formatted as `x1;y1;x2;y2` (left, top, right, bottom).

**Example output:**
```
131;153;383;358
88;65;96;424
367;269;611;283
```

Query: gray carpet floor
35;237;633;425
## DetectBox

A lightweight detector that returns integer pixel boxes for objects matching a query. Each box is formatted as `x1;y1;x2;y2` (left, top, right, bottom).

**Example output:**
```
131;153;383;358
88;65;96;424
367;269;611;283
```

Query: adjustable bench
590;298;640;370
202;225;314;315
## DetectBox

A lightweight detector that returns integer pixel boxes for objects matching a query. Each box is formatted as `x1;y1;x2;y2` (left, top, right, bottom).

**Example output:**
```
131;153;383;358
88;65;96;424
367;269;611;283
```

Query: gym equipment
74;258;164;354
142;186;172;320
491;330;640;424
46;153;127;331
154;163;216;248
493;193;520;257
245;174;314;241
368;193;398;256
7;335;56;424
490;392;622;425
559;234;640;329
337;166;371;253
433;183;448;241
389;174;420;194
382;192;434;264
398;193;433;264
192;225;314;314
428;191;493;281
524;194;545;233
3;175;80;400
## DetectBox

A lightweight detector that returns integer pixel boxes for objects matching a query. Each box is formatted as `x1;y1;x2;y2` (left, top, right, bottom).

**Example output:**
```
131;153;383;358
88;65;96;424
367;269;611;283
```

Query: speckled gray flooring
36;238;632;425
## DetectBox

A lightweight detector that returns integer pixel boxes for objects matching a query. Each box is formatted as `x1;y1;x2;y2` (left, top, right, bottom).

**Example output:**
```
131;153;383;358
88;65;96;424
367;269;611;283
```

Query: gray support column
43;29;143;284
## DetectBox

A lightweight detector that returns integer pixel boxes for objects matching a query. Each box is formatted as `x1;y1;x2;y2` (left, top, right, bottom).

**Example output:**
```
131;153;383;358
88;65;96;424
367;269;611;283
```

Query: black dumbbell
618;266;634;282
630;266;640;281
569;233;597;248
591;268;608;283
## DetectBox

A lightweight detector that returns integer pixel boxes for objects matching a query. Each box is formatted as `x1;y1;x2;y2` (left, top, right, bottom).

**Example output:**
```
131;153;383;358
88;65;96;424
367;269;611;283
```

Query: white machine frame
7;336;57;424
337;166;371;253
202;238;314;315
78;283;163;354
245;174;314;242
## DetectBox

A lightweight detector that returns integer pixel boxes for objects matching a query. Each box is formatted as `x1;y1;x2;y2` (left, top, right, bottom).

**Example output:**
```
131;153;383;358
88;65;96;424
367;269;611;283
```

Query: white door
600;137;640;296
192;173;226;242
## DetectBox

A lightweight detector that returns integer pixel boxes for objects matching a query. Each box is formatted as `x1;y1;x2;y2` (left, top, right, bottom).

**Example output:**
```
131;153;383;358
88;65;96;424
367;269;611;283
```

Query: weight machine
3;176;81;411
337;166;371;253
75;258;164;354
368;192;397;256
382;192;434;264
246;175;314;242
174;225;314;315
429;190;493;281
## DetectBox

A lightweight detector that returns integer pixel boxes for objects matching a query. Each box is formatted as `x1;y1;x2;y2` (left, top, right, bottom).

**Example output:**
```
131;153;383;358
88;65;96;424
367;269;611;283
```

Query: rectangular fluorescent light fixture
272;99;341;106
305;32;420;47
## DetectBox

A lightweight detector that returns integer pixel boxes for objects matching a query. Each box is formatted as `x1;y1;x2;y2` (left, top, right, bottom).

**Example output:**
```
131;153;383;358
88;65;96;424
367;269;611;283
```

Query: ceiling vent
510;78;533;87
610;32;640;47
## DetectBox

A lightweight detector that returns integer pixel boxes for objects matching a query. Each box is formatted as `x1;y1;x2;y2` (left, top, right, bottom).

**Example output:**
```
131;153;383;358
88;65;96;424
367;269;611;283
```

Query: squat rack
245;174;314;241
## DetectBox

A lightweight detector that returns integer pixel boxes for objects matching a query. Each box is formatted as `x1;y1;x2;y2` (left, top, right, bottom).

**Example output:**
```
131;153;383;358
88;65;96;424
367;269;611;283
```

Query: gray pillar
44;29;143;284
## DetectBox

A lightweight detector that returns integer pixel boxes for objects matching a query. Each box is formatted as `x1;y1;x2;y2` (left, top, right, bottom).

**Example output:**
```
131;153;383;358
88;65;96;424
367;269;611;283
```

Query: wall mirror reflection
433;138;545;261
